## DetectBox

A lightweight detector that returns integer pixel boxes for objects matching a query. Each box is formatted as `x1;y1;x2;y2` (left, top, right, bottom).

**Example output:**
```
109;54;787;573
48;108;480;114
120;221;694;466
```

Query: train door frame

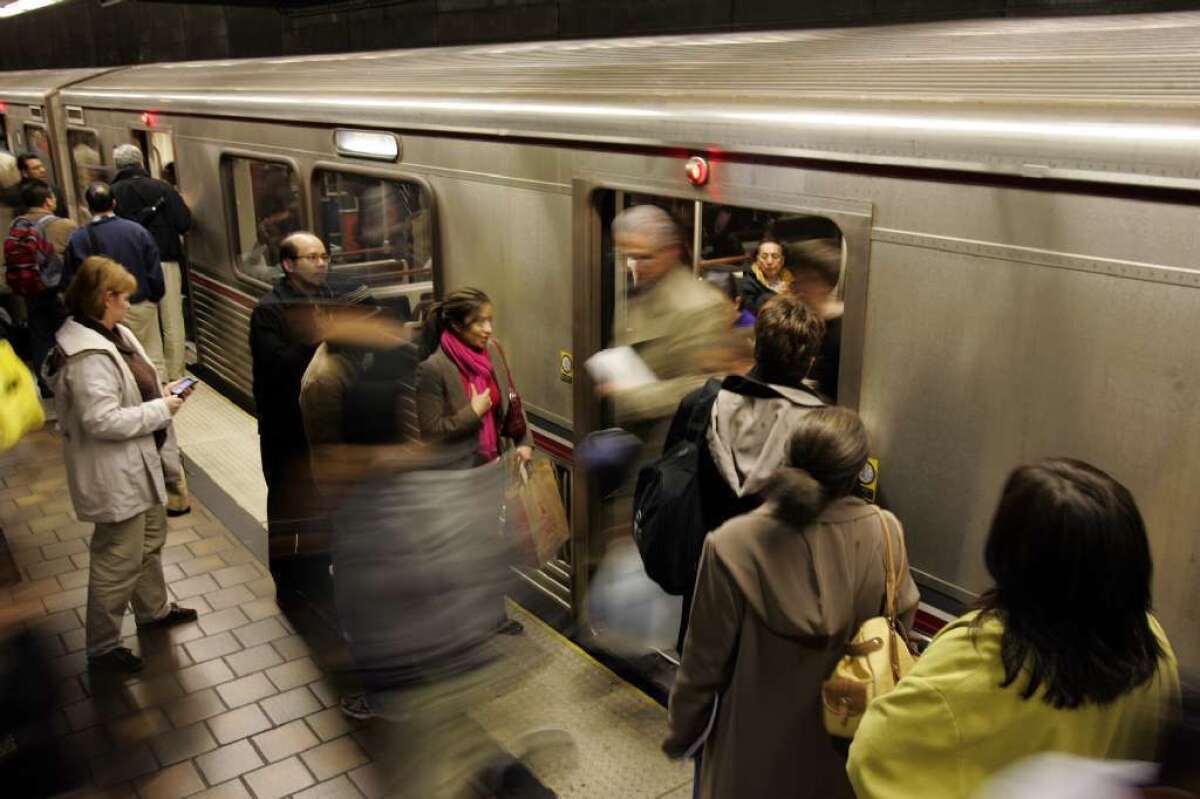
570;172;875;620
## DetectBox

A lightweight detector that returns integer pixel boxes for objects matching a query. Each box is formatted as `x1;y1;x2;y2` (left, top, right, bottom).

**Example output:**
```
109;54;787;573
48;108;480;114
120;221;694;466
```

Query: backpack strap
32;215;57;236
685;378;722;442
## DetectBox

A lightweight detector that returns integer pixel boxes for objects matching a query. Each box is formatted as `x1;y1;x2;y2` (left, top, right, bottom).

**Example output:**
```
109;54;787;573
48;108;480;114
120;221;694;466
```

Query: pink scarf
440;329;501;462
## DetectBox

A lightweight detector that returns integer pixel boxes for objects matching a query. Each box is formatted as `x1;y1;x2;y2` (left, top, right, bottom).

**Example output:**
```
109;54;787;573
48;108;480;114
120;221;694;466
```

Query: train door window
312;169;433;289
22;124;57;185
66;130;104;223
597;190;845;402
0;114;9;152
222;156;303;285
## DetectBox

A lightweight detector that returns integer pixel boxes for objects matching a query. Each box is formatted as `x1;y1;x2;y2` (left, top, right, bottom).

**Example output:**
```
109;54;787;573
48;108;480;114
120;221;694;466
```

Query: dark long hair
977;458;1164;708
768;407;869;528
419;287;491;358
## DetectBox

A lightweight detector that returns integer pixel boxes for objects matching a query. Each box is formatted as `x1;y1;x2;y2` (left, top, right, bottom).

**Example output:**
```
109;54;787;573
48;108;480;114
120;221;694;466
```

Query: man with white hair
111;142;192;381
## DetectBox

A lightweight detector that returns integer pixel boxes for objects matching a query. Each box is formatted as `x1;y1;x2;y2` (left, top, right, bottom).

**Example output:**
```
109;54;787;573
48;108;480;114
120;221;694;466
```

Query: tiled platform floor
0;422;691;799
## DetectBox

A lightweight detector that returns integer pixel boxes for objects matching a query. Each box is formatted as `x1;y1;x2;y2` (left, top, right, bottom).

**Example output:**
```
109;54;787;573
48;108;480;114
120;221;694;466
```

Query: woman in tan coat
663;406;920;799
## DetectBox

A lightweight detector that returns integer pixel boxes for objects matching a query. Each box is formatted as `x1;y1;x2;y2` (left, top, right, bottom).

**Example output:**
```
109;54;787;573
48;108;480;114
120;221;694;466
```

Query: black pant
259;436;333;613
27;292;65;395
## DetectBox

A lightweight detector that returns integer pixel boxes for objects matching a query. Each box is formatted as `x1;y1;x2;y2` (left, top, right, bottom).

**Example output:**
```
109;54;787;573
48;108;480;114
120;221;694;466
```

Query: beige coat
416;340;531;470
664;497;920;799
47;318;172;523
612;265;733;452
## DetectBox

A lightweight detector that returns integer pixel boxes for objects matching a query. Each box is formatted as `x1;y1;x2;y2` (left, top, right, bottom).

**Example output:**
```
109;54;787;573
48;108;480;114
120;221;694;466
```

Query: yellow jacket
847;611;1179;799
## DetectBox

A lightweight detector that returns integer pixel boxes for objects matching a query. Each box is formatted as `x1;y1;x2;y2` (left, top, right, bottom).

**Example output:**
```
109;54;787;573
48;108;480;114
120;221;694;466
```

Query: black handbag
491;338;528;442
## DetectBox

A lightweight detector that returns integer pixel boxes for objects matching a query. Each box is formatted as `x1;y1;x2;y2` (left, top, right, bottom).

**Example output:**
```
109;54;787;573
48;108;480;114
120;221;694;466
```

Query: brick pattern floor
0;427;389;799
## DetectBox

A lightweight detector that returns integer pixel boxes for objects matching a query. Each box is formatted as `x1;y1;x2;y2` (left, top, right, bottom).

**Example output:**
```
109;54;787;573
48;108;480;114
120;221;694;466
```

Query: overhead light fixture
0;0;68;19
334;129;400;162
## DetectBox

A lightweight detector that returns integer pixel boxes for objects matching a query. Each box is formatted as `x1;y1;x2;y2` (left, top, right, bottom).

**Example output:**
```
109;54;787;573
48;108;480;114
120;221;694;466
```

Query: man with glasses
250;231;368;619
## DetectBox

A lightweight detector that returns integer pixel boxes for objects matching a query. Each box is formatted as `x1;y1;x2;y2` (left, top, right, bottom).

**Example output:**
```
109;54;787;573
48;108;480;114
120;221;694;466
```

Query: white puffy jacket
47;318;171;523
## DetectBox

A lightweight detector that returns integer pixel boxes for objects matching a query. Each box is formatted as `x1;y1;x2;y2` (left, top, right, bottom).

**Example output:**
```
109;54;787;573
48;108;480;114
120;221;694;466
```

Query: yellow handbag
822;507;916;738
0;339;45;452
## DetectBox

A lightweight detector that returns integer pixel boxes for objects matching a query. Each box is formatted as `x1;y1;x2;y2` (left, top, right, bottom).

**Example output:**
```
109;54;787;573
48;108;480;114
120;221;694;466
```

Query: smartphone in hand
169;377;198;397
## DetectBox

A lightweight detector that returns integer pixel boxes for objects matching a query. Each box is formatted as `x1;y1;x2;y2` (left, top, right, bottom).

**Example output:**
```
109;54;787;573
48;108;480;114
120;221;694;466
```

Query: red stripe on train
191;272;258;311
532;431;573;463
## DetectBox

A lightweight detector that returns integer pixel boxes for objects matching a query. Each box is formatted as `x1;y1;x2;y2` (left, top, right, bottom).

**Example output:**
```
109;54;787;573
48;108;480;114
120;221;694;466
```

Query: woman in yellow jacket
848;458;1179;799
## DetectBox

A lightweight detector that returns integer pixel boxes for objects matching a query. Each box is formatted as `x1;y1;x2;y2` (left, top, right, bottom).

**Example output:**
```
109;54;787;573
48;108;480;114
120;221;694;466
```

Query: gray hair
112;143;145;170
612;204;683;253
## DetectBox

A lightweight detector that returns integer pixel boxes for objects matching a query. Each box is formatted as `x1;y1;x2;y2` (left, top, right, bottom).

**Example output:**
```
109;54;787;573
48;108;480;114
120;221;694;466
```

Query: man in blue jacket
65;181;165;375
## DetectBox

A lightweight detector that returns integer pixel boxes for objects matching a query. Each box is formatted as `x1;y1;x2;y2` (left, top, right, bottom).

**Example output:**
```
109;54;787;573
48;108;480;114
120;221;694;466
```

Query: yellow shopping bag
0;339;45;452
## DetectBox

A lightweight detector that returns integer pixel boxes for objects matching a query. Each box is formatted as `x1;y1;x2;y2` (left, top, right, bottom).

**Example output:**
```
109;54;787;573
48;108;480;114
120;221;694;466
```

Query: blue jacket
64;214;164;303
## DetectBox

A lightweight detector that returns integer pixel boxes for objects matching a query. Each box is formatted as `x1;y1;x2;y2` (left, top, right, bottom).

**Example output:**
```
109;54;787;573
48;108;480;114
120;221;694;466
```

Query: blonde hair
64;256;137;320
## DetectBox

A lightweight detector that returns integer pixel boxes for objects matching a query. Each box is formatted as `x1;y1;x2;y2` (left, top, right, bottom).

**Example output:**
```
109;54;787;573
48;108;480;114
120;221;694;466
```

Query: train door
573;178;873;659
65;128;104;224
0;111;9;151
22;122;58;187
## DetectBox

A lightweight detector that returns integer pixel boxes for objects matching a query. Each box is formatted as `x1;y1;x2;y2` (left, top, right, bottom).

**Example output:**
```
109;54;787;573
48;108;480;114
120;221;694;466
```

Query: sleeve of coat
71;356;172;441
168;188;192;235
846;673;961;799
613;300;734;426
415;358;480;442
663;535;743;758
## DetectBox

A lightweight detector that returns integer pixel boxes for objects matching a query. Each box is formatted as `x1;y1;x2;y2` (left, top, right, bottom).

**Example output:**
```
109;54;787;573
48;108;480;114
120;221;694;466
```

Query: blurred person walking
44;256;197;673
663;407;918;799
111;143;192;382
415;287;532;636
790;238;843;402
848;458;1180;799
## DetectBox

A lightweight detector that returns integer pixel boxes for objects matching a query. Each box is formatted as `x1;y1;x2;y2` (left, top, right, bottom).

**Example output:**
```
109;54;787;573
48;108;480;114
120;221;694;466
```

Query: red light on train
0;101;7;113
685;156;709;186
140;111;158;127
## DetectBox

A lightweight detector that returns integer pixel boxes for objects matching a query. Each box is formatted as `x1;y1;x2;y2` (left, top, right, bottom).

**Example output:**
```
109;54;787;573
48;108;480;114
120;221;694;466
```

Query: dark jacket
64;215;164;303
250;275;366;445
111;166;191;262
736;272;778;316
415;341;532;470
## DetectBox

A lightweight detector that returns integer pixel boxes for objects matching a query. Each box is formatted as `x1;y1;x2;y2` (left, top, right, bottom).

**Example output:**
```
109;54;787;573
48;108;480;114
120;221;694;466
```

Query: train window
223;156;303;285
0;114;8;152
22;124;57;185
312;169;432;288
67;130;104;223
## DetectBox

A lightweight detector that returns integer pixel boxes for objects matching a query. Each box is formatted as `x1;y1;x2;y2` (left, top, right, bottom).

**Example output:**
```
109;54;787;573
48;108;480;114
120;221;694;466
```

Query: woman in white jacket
47;256;198;672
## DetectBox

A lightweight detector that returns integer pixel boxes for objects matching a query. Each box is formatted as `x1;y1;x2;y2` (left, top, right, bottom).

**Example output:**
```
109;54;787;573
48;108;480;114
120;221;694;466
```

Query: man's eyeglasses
295;253;330;263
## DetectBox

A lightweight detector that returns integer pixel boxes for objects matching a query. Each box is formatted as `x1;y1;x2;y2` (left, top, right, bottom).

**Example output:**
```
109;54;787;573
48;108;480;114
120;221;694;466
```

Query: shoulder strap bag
821;506;917;739
491;338;528;443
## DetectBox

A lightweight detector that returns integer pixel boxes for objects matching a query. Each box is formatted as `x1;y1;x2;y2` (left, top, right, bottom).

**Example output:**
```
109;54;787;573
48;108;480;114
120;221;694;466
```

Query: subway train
1;12;1198;668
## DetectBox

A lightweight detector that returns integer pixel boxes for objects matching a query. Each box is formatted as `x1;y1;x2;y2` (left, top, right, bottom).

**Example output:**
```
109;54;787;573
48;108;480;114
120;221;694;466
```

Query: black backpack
632;378;721;595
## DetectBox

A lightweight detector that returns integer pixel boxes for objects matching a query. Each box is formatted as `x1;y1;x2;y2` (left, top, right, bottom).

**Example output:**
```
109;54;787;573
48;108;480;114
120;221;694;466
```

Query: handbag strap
872;506;913;681
490;337;519;398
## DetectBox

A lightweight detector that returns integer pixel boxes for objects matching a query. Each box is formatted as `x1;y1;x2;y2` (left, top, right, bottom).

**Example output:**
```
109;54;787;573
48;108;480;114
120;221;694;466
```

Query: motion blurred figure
790;238;843;402
848;458;1181;799
602;204;732;499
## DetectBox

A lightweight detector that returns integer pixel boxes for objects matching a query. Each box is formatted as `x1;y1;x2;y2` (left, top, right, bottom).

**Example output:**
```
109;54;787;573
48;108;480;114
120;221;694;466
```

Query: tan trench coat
665;497;920;799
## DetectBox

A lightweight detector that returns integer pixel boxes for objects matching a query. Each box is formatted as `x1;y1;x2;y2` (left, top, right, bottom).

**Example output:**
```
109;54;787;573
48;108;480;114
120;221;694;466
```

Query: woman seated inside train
663;406;920;799
791;237;843;402
414;287;532;636
848;458;1181;799
737;237;791;316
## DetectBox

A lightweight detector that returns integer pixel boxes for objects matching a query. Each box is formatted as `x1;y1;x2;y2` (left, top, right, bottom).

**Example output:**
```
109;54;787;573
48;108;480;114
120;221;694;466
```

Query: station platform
0;378;692;799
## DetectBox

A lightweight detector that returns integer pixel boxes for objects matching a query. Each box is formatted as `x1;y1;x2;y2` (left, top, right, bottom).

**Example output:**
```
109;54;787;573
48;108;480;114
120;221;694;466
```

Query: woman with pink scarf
415;287;533;634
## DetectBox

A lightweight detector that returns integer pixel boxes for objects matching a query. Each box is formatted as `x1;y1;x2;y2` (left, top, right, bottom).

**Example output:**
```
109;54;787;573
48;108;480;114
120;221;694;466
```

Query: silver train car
3;12;1199;666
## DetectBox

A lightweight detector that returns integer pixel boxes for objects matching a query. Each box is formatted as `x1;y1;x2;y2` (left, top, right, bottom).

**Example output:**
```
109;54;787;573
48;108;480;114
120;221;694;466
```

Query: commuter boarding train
3;13;1198;667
